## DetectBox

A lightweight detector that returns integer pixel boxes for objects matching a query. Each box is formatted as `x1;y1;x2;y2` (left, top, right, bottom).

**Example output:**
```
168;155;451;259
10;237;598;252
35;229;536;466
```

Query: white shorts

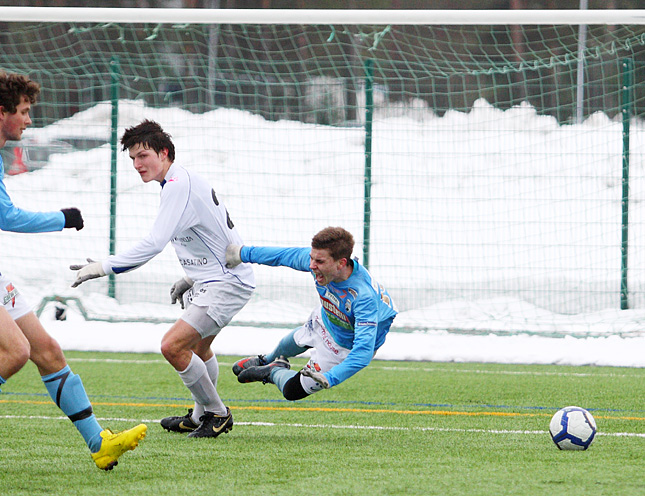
0;273;33;320
294;306;350;394
181;279;253;338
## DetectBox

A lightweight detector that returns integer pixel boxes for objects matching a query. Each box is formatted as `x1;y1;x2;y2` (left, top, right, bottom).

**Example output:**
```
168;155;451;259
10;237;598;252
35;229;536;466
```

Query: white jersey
102;163;255;289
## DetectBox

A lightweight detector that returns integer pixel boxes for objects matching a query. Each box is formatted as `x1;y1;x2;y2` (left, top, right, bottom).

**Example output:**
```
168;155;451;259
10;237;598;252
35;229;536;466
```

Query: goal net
1;8;644;337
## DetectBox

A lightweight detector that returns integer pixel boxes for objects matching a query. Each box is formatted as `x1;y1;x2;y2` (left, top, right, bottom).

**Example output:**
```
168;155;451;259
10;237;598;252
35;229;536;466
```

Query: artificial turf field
0;350;643;496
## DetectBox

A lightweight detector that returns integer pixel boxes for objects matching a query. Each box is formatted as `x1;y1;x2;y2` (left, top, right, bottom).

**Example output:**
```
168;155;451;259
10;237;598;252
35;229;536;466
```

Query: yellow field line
2;398;644;421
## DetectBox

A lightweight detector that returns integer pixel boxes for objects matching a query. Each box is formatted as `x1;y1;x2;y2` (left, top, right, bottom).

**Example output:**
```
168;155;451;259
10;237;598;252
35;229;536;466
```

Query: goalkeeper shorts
294;306;350;394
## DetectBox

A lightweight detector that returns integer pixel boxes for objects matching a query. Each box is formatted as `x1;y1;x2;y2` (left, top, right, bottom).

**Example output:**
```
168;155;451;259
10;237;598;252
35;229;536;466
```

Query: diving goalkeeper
228;226;397;399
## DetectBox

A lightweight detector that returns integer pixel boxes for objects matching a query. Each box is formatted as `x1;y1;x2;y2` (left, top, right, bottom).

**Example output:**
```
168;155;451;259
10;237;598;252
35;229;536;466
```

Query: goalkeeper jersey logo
321;297;352;330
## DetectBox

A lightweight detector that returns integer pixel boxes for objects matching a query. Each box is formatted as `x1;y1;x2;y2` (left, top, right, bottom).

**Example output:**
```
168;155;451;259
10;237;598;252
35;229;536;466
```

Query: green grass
1;351;644;496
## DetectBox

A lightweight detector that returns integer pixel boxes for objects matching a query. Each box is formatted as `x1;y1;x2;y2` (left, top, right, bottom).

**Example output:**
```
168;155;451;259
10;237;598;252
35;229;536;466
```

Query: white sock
191;355;221;422
204;355;220;385
178;353;227;417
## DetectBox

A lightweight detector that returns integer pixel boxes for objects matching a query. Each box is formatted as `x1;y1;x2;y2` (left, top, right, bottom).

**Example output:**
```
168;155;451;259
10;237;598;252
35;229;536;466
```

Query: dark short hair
0;72;40;114
120;119;175;162
311;227;354;261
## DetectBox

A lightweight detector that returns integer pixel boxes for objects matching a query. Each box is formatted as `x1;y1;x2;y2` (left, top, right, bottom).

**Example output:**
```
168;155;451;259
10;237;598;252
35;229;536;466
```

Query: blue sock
0;374;5;392
42;365;103;453
265;328;308;362
270;368;298;394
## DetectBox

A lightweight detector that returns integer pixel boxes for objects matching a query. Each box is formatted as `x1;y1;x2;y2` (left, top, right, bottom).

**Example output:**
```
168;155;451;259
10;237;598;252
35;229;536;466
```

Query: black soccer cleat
187;408;234;439
232;355;267;376
160;408;200;433
237;356;290;384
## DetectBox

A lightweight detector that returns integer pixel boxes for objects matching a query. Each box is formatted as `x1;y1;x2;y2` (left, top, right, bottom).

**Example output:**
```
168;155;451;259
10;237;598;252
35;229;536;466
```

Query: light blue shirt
0;155;64;233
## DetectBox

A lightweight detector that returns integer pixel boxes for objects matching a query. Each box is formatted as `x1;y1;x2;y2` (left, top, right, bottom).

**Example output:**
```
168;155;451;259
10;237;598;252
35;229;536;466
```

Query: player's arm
226;245;311;272
299;298;379;391
323;323;378;388
0;178;83;232
307;297;379;389
302;325;377;390
70;174;191;287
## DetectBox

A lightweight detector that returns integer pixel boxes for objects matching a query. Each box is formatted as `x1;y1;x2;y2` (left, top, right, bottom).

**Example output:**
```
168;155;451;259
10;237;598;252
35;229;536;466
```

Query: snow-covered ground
38;302;645;367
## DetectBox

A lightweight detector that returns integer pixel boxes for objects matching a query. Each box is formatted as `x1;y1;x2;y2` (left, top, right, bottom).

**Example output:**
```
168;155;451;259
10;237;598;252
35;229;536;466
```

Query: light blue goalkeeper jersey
0;155;64;233
240;245;397;388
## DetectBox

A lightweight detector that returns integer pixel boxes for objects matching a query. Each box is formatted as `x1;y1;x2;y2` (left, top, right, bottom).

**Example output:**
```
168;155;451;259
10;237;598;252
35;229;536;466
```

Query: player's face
310;248;346;285
128;143;169;183
0;97;32;144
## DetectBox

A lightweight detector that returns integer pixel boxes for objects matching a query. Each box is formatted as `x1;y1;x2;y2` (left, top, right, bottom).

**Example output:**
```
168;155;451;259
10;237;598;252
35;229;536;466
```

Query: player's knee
282;373;309;401
159;339;174;362
5;341;30;377
30;334;65;371
17;342;30;366
160;338;185;366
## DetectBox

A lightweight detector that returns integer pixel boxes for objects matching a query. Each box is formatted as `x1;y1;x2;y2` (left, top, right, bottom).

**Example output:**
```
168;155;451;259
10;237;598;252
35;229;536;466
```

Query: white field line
376;367;642;378
66;357;643;378
1;414;644;438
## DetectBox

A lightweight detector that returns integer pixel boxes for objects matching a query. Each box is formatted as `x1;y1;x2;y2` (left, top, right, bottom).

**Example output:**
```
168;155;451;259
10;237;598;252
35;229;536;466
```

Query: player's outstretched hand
61;208;84;230
225;244;243;268
301;367;330;389
170;276;193;309
70;258;106;288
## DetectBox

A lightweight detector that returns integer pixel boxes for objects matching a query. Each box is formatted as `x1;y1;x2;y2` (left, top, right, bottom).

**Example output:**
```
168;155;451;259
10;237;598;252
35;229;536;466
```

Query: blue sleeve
0;174;65;233
241;246;311;272
323;296;379;388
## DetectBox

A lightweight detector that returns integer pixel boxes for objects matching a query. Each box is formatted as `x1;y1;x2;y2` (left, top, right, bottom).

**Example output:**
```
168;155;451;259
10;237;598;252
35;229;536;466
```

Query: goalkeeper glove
301;367;330;389
225;244;243;268
61;208;84;231
170;276;193;309
70;258;106;288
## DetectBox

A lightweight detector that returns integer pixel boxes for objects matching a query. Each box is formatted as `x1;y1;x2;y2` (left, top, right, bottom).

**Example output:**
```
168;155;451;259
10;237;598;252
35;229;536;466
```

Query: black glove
61;208;84;231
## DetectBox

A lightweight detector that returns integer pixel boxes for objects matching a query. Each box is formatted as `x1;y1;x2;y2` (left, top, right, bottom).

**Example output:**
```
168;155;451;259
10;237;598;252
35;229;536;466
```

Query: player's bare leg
17;311;146;469
17;312;66;375
0;308;30;387
161;320;232;438
160;334;218;433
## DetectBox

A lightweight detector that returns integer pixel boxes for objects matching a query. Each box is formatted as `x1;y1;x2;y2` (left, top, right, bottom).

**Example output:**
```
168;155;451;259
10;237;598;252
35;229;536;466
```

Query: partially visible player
0;71;146;471
227;227;397;400
71;120;255;438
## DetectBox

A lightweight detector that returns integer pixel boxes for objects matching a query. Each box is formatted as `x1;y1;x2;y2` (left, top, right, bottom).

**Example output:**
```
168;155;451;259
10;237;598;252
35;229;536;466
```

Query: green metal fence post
620;57;632;310
109;56;120;299
363;58;374;269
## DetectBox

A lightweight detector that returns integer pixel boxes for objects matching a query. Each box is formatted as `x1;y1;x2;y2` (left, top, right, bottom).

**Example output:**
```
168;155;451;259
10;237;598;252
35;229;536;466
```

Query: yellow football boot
91;423;147;470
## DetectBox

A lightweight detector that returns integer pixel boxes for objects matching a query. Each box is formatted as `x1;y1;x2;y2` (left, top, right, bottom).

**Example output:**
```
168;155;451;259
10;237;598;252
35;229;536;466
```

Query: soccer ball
549;406;597;450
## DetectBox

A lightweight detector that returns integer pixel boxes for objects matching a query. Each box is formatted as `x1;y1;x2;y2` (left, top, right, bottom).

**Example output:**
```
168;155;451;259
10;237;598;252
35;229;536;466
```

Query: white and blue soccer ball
549;406;597;450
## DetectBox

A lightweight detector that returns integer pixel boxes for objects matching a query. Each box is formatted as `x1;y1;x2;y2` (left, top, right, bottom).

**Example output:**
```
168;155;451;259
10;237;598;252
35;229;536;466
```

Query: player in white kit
71;120;255;438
